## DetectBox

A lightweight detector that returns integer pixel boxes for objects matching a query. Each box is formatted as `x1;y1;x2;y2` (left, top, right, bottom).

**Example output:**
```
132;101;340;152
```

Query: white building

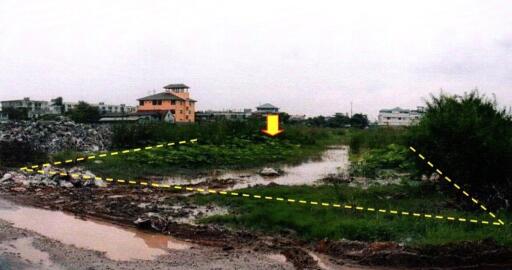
378;106;425;126
63;102;136;114
0;97;50;118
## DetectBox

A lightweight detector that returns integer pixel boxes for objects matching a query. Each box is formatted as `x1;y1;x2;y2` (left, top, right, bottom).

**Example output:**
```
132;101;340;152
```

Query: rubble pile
0;166;106;189
0;120;112;153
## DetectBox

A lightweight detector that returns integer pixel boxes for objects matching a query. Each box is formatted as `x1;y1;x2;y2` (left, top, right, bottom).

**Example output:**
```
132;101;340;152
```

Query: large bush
408;91;512;209
68;101;101;123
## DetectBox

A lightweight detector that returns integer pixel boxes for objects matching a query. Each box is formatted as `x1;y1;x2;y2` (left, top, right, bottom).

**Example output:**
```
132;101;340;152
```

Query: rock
133;217;152;229
94;178;107;188
368;242;400;252
11;186;26;192
59;180;74;188
259;167;280;177
138;203;151;209
0;173;13;183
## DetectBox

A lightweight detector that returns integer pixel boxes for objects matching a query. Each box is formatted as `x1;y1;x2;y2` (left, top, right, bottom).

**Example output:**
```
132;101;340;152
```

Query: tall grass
111;120;334;148
347;127;408;154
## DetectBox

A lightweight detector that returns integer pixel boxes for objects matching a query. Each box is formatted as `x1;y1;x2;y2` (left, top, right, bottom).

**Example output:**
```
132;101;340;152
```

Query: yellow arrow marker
261;114;284;137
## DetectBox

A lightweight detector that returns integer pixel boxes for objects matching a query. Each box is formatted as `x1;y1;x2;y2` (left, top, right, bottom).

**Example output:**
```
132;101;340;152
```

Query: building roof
256;103;278;109
137;92;185;101
379;107;424;114
163;83;189;89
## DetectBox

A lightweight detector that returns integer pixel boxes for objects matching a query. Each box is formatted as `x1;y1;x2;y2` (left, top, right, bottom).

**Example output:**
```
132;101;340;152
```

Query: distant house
378;106;425;126
0;97;50;118
256;103;279;114
195;109;252;122
137;84;196;123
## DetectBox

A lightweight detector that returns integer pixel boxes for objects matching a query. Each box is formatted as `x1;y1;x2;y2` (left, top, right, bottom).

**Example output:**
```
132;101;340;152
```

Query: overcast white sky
1;0;511;119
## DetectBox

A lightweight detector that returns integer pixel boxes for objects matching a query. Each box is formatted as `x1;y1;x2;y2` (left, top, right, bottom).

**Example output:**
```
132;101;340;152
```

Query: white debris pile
0;120;112;153
0;166;106;189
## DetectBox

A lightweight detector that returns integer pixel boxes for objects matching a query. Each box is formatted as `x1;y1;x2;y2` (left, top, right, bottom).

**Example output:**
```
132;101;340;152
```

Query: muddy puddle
163;146;349;189
0;199;192;261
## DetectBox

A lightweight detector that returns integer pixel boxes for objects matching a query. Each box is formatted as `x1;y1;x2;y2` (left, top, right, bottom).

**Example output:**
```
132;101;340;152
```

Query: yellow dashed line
21;139;197;171
30;169;501;227
410;147;503;224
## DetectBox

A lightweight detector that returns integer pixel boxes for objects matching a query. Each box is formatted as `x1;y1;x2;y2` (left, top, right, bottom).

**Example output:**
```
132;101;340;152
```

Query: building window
171;110;175;114
152;100;162;106
139;101;144;106
186;115;189;120
171;100;176;105
180;110;183;114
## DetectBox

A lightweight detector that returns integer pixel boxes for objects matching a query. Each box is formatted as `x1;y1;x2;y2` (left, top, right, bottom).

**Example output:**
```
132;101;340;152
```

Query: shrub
0;141;47;167
408;90;512;209
68;101;101;123
348;127;407;154
350;144;415;178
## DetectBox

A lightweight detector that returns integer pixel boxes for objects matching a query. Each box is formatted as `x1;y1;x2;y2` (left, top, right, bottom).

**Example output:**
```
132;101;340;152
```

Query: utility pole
350;102;353;118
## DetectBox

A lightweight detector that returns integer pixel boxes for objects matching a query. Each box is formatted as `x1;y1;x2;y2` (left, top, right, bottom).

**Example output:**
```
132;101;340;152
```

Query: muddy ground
1;179;512;270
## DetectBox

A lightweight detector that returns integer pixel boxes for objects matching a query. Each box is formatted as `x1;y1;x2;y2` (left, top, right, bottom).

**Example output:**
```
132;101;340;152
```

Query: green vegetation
350;144;415;178
68;121;344;178
345;127;408;156
0;141;47;167
68;101;101;123
2;107;29;120
192;183;511;246
408;90;512;209
306;113;369;128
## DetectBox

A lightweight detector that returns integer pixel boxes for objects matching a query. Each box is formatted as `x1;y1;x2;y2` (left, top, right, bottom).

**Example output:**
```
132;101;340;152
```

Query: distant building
137;83;196;123
0;97;50;118
195;109;252;122
255;103;279;114
289;114;306;121
0;112;8;122
63;102;136;114
378;106;425;126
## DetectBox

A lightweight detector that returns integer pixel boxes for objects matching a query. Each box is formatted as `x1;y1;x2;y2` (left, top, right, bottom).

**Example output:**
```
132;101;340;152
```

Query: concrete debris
259;167;281;177
1;166;105;188
0;120;112;154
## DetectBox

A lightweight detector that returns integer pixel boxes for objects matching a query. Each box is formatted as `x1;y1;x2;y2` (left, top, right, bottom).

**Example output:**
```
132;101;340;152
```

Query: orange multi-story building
137;84;196;123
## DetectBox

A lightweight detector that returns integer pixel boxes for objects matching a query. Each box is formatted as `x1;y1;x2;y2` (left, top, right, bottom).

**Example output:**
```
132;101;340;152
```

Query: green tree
51;97;64;114
408;90;512;209
68;101;101;123
327;113;350;128
350;113;369;128
3;107;28;120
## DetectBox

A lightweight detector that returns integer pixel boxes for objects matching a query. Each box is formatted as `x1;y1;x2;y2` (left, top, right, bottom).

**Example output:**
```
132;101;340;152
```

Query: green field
190;183;511;246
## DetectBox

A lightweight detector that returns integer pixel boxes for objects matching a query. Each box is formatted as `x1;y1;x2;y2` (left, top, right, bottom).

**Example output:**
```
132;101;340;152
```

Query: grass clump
193;184;512;246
